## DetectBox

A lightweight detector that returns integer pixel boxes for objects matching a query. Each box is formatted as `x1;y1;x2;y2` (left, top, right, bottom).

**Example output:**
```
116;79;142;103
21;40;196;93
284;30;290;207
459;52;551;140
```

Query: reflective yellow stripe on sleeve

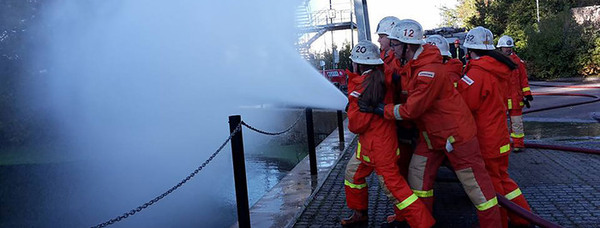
508;99;513;109
362;155;371;163
396;194;419;210
522;87;531;92
344;180;367;189
413;189;434;197
520;101;524;107
357;142;362;159
511;133;525;138
454;82;458;88
505;188;523;200
475;197;498;211
500;144;511;154
396;148;400;156
422;132;433;149
447;136;456;143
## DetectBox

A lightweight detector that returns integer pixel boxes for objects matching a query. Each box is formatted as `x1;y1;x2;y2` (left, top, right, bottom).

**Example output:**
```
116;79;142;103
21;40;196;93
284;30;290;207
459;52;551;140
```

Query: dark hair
468;49;517;70
358;64;386;107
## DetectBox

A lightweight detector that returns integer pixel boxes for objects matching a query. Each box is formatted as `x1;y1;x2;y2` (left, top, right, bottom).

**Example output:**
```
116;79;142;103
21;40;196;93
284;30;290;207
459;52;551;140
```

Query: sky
307;0;458;52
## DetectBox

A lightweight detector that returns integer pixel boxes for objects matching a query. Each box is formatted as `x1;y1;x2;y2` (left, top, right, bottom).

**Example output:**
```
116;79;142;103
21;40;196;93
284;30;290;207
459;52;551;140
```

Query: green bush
578;26;600;77
521;11;587;79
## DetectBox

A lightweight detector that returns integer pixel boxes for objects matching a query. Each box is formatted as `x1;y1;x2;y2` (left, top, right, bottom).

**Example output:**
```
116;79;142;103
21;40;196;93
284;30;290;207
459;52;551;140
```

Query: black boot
341;210;368;227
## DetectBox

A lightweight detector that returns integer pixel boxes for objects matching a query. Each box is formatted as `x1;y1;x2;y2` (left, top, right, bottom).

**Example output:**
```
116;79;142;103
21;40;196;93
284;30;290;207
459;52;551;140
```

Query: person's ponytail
359;65;386;107
470;49;517;70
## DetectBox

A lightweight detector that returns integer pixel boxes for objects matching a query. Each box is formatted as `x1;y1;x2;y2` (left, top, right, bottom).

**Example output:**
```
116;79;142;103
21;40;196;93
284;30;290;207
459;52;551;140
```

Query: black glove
357;98;385;117
357;97;372;112
525;95;533;101
523;99;531;108
373;103;385;116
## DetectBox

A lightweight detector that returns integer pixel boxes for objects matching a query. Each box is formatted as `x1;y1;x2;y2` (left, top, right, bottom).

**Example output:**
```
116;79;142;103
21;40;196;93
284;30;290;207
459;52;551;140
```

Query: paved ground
293;141;600;228
293;81;600;227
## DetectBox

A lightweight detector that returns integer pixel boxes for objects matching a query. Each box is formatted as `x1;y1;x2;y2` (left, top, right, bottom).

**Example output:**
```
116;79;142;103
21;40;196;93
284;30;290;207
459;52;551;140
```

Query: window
326;71;340;77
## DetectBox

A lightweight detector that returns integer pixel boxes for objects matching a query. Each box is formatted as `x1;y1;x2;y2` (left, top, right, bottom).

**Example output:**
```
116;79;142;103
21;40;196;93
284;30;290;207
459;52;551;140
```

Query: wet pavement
292;142;600;228
233;119;356;228
290;81;600;227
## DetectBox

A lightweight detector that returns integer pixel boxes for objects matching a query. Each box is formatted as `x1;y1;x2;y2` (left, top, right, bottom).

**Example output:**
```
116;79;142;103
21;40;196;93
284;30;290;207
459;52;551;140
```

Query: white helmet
350;41;384;65
497;35;515;48
425;35;451;57
463;26;495;50
388;19;425;45
376;16;400;36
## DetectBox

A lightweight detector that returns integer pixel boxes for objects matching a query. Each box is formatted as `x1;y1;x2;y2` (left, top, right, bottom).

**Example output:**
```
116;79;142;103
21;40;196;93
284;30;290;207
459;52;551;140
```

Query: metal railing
90;108;346;228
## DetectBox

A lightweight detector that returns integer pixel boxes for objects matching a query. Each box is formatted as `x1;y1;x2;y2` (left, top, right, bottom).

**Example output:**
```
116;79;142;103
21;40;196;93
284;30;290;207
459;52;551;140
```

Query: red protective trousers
408;137;502;228
344;148;435;228
507;54;530;148
345;69;435;228
484;156;532;227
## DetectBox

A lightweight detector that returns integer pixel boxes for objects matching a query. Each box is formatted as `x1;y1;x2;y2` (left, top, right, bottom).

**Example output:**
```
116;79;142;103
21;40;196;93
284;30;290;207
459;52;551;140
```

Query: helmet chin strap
400;43;409;66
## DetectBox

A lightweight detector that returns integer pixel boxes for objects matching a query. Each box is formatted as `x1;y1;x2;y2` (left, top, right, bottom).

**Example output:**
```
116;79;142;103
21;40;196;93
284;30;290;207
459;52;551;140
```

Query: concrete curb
231;118;356;228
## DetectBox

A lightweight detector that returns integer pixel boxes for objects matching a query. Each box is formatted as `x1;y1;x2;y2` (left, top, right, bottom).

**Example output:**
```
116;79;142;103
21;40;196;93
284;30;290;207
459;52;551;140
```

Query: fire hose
523;92;600;115
495;84;600;228
528;82;600;89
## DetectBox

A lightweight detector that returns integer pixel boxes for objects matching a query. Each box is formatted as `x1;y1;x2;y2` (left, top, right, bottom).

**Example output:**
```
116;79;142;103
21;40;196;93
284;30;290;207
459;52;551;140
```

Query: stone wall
572;5;600;27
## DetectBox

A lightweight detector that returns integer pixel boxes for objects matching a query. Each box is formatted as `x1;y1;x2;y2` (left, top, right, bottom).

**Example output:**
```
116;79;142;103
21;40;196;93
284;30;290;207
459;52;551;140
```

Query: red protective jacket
457;56;512;158
382;50;398;103
381;49;396;66
383;44;477;150
347;70;398;165
445;58;463;87
507;54;531;110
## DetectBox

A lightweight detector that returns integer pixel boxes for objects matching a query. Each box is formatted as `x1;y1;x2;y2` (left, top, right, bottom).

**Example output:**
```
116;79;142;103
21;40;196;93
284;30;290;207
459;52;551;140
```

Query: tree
308;41;353;71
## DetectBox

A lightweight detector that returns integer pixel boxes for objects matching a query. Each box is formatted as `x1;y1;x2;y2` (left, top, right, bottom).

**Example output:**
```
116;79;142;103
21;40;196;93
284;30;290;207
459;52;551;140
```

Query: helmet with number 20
388;19;425;45
350;41;384;65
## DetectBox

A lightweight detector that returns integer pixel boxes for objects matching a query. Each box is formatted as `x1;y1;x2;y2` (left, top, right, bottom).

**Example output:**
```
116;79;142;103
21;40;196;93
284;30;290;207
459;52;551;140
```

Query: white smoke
27;0;346;227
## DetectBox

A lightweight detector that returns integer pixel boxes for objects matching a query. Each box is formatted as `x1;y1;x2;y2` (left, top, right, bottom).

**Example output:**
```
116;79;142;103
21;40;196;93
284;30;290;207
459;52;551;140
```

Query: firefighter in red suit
341;40;435;227
497;35;533;152
359;20;502;228
376;17;422;225
426;34;463;87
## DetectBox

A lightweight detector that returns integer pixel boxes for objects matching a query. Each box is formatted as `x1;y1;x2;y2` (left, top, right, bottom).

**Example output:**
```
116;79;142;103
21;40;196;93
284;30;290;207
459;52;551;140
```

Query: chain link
241;112;304;136
91;123;242;228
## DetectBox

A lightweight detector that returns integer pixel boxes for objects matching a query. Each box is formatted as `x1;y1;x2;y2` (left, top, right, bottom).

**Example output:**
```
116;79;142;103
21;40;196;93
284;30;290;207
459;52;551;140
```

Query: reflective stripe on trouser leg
448;138;501;228
344;153;372;210
482;157;508;228
455;167;498;210
510;115;524;138
375;162;436;228
409;143;445;213
376;174;418;210
408;154;429;195
505;188;522;200
497;156;532;226
510;115;525;148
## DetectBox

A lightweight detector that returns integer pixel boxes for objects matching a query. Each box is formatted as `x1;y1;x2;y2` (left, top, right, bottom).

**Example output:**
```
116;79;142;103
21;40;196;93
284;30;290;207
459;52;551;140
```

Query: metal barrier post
228;115;251;228
337;110;344;144
306;108;318;175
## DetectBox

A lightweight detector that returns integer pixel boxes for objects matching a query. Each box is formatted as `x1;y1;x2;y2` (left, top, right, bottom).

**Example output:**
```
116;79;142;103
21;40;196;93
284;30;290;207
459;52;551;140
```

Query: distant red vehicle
319;69;348;92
